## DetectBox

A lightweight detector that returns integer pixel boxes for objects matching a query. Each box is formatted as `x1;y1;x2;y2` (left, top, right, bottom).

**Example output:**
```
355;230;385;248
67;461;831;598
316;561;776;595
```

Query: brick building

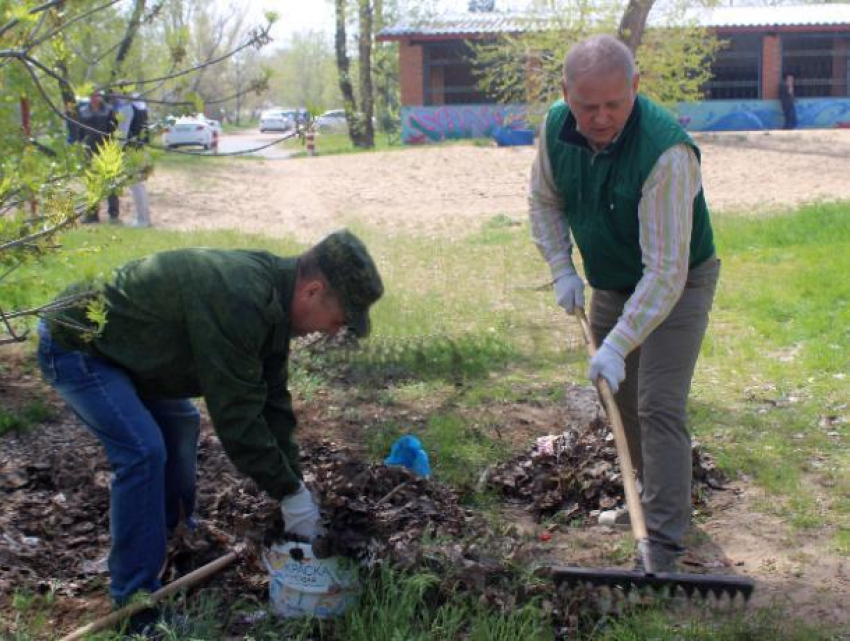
378;5;850;143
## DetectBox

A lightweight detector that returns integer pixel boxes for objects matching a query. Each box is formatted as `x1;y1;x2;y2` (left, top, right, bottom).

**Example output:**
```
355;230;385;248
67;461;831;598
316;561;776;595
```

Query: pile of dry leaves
486;416;726;520
1;410;726;634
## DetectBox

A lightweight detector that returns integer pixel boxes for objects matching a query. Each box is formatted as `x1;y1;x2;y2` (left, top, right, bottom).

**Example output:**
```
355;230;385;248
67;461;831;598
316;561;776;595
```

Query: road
214;129;296;159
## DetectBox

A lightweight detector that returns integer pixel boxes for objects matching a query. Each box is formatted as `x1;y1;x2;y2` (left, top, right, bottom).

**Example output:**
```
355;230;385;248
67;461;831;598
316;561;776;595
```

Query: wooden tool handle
575;307;648;541
59;547;242;641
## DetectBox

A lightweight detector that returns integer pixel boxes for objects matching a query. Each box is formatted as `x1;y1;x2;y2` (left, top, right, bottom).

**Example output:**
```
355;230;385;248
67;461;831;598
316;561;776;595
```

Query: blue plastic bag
384;435;431;478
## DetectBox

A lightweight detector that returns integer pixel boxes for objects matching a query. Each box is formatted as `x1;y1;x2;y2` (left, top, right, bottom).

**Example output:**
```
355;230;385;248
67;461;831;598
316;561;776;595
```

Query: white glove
554;271;585;315
280;482;325;540
588;341;626;393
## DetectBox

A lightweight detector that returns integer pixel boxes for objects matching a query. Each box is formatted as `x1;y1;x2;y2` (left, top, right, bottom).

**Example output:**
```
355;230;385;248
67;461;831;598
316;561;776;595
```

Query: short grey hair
563;34;636;88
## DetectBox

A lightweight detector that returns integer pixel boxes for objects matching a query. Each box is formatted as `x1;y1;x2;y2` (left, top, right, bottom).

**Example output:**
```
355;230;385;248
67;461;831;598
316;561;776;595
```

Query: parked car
162;118;214;149
314;110;377;133
315;109;348;133
259;109;296;132
197;114;222;136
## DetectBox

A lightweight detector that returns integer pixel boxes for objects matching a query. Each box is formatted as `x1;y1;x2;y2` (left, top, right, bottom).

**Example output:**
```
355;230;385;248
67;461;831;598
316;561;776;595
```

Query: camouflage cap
314;230;384;337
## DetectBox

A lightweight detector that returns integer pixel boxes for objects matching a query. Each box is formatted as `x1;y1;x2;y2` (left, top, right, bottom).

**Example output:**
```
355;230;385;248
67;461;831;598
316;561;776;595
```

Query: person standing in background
112;92;153;227
78;90;120;223
779;73;798;130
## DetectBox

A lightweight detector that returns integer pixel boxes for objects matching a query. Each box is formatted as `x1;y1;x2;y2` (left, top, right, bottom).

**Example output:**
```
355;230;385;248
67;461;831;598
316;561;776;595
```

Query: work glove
280;482;325;540
553;270;585;315
588;341;626;394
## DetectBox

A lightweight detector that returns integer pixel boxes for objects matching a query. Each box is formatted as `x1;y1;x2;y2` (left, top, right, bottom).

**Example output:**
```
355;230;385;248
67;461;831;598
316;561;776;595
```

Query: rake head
552;566;755;601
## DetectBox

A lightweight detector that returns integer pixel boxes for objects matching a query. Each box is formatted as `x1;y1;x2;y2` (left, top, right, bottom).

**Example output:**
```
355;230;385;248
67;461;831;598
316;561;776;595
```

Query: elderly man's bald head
563;34;636;88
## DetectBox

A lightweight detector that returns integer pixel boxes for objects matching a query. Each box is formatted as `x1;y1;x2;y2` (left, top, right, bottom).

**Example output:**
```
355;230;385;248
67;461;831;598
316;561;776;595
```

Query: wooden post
306;129;316;156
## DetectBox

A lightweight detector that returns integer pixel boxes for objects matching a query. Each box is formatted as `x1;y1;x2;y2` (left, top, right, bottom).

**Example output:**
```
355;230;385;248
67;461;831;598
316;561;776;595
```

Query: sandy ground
143;128;850;243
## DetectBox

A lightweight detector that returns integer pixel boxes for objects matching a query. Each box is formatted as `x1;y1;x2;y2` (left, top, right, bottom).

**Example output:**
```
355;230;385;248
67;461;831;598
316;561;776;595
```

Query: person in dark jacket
529;35;720;572
779;73;798;130
77;89;120;223
38;230;384;605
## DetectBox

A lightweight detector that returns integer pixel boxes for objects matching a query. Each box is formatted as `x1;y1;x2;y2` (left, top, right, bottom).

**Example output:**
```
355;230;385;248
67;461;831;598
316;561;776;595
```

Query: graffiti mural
400;99;850;143
676;98;850;131
402;105;529;144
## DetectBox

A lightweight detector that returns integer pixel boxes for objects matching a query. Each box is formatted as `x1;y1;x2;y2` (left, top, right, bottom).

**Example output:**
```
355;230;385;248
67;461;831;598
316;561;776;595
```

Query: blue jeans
37;322;200;604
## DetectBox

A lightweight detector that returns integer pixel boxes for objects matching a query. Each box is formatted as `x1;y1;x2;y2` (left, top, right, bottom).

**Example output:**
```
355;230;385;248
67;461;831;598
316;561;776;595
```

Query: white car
259;109;296;133
163;118;214;149
197;114;222;136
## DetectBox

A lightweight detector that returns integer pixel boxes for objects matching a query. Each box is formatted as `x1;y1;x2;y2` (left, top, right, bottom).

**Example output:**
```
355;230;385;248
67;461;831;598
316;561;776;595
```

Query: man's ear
301;278;326;300
561;78;569;103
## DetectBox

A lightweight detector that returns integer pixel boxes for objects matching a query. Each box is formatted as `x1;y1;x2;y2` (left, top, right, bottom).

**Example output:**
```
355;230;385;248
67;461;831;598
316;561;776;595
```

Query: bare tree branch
27;0;123;51
111;0;147;81
110;24;271;89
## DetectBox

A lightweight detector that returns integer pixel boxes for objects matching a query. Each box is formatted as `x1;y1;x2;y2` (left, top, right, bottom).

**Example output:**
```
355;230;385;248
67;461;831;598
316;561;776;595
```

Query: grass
283;131;404;158
3;206;847;528
0;400;53;436
692;202;850;550
595;606;838;640
1;187;848;638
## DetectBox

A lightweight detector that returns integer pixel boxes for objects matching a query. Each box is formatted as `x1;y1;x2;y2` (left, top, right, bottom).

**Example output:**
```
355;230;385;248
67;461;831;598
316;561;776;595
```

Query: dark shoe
121;605;191;639
635;540;682;574
108;216;123;225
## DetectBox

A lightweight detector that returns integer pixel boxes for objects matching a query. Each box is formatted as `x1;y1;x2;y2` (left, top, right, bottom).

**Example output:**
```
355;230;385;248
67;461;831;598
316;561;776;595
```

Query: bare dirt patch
144;129;850;243
2;362;847;636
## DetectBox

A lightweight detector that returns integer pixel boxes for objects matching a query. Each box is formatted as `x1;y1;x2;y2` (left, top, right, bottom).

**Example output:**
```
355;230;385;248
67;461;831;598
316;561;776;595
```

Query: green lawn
2;197;847;639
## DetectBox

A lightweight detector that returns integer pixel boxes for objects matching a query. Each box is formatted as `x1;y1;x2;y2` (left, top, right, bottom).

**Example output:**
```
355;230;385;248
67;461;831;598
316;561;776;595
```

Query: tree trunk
358;0;375;148
617;0;655;54
235;65;243;125
112;0;147;82
334;0;366;146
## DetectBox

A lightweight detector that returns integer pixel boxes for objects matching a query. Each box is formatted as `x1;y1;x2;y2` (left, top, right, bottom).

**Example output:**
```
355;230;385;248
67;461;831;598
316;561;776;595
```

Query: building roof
691;4;850;28
378;13;550;39
378;4;850;40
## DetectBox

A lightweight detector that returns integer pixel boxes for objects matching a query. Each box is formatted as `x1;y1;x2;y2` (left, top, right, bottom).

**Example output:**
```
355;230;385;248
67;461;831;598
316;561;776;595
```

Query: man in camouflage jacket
38;230;383;605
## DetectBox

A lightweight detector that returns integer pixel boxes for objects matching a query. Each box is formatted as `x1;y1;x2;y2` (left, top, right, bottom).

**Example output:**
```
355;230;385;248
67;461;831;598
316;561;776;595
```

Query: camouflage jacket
47;249;303;500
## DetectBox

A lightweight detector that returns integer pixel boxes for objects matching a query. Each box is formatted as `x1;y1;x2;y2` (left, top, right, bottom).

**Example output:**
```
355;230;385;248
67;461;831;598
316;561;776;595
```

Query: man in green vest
529;34;720;571
37;230;383;610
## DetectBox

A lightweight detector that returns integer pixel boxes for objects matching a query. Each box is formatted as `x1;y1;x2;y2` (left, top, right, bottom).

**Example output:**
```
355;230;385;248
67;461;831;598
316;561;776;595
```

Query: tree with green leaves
470;0;722;114
334;0;375;147
0;0;276;345
264;31;342;113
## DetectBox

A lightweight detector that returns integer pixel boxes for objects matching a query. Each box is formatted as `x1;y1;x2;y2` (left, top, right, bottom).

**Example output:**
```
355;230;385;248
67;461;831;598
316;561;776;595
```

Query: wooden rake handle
574;307;649;542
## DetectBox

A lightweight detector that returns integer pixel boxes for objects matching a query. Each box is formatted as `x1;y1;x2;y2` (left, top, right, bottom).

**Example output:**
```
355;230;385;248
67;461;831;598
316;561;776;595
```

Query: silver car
315;109;348;133
259;109;296;133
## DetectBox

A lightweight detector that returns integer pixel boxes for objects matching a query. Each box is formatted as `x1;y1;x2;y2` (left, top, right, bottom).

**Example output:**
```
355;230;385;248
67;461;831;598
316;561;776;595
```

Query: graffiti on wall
402;105;529;144
676;98;850;131
401;99;850;143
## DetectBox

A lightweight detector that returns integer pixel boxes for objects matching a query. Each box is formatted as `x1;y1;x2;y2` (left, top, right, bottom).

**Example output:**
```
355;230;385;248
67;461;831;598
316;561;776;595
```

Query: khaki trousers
590;257;720;551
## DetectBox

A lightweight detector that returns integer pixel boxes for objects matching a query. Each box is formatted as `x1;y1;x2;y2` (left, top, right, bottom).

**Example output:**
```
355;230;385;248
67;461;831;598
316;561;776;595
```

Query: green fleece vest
545;96;714;291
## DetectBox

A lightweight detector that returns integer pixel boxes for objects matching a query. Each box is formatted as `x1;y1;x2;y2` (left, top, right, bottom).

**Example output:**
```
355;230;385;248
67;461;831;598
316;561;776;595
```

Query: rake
552;307;755;601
